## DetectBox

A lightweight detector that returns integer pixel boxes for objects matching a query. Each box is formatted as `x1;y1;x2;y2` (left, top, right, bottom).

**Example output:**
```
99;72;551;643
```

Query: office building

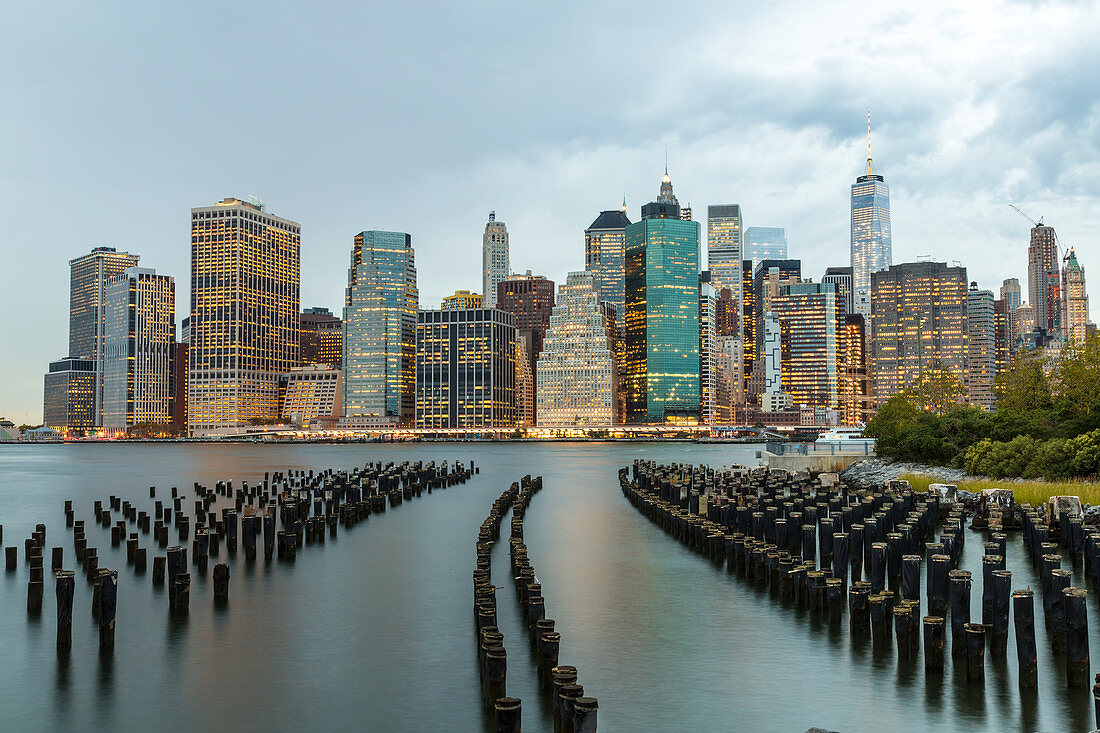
1000;278;1022;357
68;246;141;425
415;308;516;428
839;314;871;425
102;268;176;431
623;171;701;423
536;271;617;426
515;333;534;427
172;341;188;432
967;283;995;410
870;262;968;407
1015;303;1036;346
442;290;482;310
715;288;738;337
1028;224;1060;334
43;358;97;432
754;260;802;366
707;205;743;312
770;282;838;410
1063;249;1089;344
994;300;1011;374
715;334;743;423
761;312;782;395
497;272;555;423
850;122;892;317
188;197;300;434
344;230;418;426
585;206;631;329
278;365;342;426
744;227;788;273
482;212;510;308
301;307;343;368
823;266;854;318
741;262;756;396
699;282;718;424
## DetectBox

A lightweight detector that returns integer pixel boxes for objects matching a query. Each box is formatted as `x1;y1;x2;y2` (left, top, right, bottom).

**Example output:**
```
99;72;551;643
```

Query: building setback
343;230;418;426
415;308;516;428
536;271;617;426
188;197;301;434
482;212;510;308
585;207;631;331
102;268;176;431
871;262;968;407
301;307;343;368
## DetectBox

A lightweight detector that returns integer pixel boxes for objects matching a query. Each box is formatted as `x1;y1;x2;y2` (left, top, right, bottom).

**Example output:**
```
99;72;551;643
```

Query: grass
900;472;1100;507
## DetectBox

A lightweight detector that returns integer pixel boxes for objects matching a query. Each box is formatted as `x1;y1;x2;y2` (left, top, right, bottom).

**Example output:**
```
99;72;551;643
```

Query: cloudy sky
2;0;1097;423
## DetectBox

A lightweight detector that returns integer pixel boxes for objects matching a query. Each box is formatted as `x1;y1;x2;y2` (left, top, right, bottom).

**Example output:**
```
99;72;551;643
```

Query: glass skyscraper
584;206;631;330
744;227;787;274
344;230;418;426
850;145;891;316
707;204;742;303
623;172;701;424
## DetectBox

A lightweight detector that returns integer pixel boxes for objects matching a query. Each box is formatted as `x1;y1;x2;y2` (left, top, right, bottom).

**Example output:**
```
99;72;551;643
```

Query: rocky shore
839;459;968;490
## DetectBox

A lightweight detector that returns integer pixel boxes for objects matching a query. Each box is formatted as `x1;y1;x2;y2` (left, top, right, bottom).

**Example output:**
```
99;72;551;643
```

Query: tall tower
344;230;418;425
850;111;892;318
743;227;788;273
188;197;301;434
1063;249;1089;344
967;283;995;410
585;206;631;330
707;204;742;316
67;246;140;425
1000;277;1022;355
1027;224;1060;335
482;212;510;308
623;171;701;424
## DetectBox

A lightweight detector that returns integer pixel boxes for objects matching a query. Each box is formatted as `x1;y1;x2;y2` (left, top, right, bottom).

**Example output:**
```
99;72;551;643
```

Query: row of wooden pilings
508;475;598;733
619;460;1099;728
8;460;475;655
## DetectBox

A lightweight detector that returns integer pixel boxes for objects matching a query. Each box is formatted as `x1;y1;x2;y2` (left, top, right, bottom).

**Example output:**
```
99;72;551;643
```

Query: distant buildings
496;271;555;423
43;358;96;432
278;364;342;426
770;282;838;410
343;230;418;426
743;227;787;274
1063;249;1089;344
442;290;482;310
415;308;515;428
623;172;701;424
839;314;871;425
966;283;995;410
823;266;854;319
482;212;510;308
301;307;343;368
871;262;967;407
536;271;617;426
1000;277;1022;357
188;197;301;434
1027;224;1060;335
102;268;176;431
585;207;630;330
699;281;718;424
850;131;891;319
707;205;743;307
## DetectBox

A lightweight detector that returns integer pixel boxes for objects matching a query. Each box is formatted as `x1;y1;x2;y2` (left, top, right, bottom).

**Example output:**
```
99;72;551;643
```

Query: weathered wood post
98;569;117;648
1065;587;1090;689
55;570;75;650
1013;589;1037;688
964;623;987;682
213;563;230;602
493;697;521;733
923;615;945;672
949;570;971;657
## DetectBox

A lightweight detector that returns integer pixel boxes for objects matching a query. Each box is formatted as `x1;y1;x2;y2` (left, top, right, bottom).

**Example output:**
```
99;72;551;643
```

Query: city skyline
4;1;1100;423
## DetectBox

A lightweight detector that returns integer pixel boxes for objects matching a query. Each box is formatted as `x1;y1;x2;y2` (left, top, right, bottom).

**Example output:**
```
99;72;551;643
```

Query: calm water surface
0;442;1095;732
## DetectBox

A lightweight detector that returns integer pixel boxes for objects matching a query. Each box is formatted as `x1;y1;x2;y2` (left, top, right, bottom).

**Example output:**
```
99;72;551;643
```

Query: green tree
1051;333;1100;430
993;349;1053;414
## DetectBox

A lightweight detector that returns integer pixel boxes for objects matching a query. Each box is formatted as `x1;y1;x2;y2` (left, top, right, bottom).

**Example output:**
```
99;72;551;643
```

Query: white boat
815;426;876;448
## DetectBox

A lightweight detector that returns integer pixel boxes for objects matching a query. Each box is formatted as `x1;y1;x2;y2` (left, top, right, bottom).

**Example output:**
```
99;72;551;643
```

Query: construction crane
1008;204;1044;227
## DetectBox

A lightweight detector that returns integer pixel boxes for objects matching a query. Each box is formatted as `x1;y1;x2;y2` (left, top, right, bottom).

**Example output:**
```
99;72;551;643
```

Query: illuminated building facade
497;271;555;423
278;365;342;426
68;246;141;424
442;290;482;310
707;205;743;312
1027;225;1060;335
839;314;870;425
744;227;787;274
741;261;756;396
515;333;534;427
344;230;418;426
415;308;516;428
1015;302;1035;343
870;262;967;407
1062;249;1089;344
823;266;854;319
753;259;802;356
966;283;995;410
850;130;891;319
585;207;631;331
623;172;701;424
699;282;718;424
188;197;301;434
172;342;188;432
1000;278;1021;357
536;271;617;426
301;307;343;368
482;212;510;308
43;358;97;432
715;335;742;423
715;288;738;337
771;282;837;409
994;300;1011;375
102;268;176;431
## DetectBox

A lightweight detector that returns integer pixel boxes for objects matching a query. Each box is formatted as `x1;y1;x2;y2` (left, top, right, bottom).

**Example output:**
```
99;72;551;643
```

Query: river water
0;442;1095;732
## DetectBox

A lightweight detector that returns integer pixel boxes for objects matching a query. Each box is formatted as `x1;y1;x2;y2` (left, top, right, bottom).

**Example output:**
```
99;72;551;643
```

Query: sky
2;0;1097;424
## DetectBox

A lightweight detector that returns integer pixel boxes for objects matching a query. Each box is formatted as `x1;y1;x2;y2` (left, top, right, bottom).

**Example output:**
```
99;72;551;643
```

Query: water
0;442;1095;731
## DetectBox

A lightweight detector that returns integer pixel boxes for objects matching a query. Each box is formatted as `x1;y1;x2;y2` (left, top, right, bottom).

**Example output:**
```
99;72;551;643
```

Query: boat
815;426;876;448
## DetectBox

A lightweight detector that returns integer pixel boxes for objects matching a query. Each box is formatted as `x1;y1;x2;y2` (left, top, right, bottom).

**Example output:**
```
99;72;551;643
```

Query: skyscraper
536;271;617;426
823;267;854;319
624;171;701;424
993;300;1011;374
966;283;995;410
585;206;631;329
743;227;788;273
442;290;482;310
1027;224;1060;335
699;281;718;424
300;307;343;368
850;115;891;318
188;197;301;434
1062;249;1089;344
770;282;838;409
482;212;510;308
707;205;743;308
496;271;555;423
839;314;870;425
43;358;97;432
1000;277;1022;357
68;246;141;425
102;268;176;431
415;308;516;428
871;262;967;407
344;230;418;426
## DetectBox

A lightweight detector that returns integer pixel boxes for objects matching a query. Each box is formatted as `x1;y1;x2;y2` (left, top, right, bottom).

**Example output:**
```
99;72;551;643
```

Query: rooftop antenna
664;144;668;175
866;109;873;176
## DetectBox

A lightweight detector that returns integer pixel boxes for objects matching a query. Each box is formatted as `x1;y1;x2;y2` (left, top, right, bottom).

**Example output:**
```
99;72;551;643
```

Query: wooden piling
98;569;117;648
493;697;521;733
55;570;75;650
949;570;971;657
213;563;230;602
964;623;987;682
923;616;945;673
1065;587;1090;689
1013;589;1037;688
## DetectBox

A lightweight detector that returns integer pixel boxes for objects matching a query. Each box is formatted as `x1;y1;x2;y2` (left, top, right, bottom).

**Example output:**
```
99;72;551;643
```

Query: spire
620;195;627;213
866;109;873;176
1067;248;1080;269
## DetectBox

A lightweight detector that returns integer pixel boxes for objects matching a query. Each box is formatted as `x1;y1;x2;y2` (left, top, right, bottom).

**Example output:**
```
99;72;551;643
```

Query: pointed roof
1067;248;1080;269
587;210;631;231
